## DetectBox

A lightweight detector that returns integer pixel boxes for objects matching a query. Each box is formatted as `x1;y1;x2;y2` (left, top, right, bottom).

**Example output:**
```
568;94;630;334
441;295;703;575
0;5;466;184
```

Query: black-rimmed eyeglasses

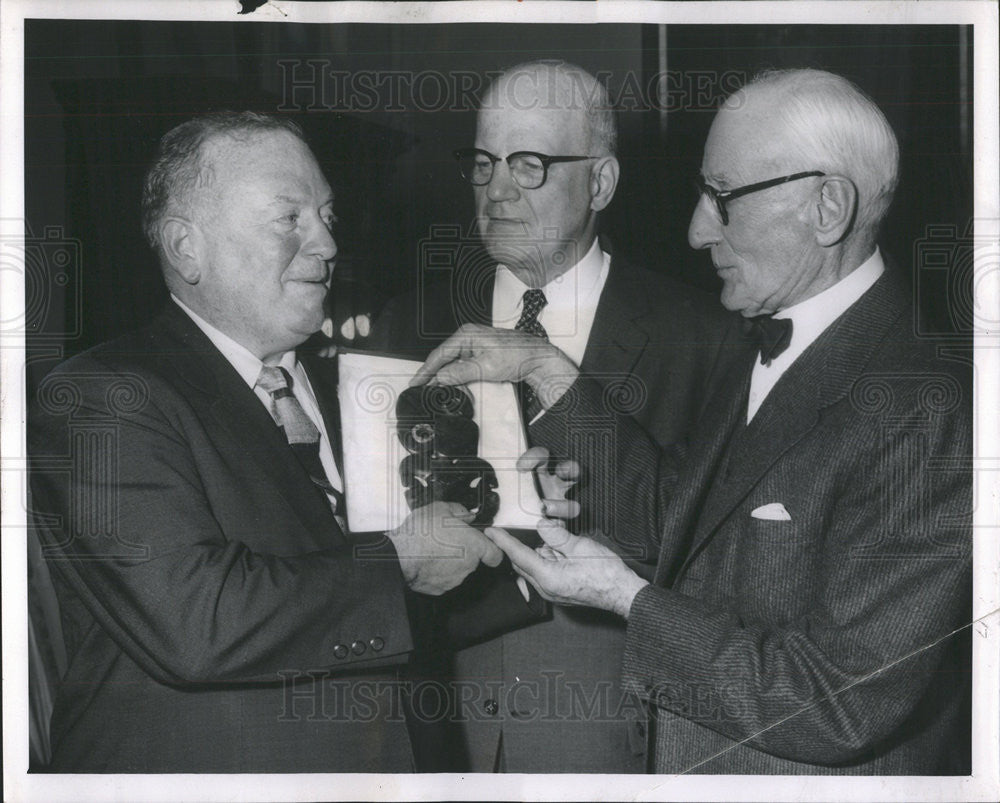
454;148;598;190
693;171;826;225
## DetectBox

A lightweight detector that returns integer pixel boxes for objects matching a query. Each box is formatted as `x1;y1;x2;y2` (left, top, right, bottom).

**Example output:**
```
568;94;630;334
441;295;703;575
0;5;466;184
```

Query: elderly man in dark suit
28;111;503;772
370;60;731;773
414;68;972;774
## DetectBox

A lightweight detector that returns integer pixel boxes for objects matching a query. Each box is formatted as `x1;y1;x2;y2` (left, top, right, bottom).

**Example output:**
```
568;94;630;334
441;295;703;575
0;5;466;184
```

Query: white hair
740;69;899;235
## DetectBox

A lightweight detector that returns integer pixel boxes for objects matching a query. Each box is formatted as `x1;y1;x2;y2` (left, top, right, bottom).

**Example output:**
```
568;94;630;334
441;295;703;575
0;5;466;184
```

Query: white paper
337;350;542;532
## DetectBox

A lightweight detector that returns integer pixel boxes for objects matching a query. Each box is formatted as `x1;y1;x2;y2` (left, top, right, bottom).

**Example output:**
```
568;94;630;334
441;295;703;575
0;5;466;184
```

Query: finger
536;518;574;550
484;527;546;576
409;331;473;386
340;316;357;341
516;446;550;474
432;360;486;388
321;318;335;338
540;499;580;520
554;460;582;482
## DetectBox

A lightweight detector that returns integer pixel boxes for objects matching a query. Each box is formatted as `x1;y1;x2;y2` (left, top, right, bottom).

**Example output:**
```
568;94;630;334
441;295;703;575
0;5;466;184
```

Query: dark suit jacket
29;303;416;772
370;242;735;772
535;269;972;774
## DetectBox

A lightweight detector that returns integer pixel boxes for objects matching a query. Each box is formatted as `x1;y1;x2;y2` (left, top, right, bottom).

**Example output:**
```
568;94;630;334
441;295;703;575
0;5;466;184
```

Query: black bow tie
742;315;793;366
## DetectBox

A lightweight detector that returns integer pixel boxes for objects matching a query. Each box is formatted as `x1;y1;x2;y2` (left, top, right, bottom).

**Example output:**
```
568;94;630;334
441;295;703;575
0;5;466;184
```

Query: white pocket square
751;502;792;521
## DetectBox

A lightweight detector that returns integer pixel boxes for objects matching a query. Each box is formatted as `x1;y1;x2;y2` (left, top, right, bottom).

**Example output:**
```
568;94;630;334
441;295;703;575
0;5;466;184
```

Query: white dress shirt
491;237;611;368
171;295;343;494
746;249;885;422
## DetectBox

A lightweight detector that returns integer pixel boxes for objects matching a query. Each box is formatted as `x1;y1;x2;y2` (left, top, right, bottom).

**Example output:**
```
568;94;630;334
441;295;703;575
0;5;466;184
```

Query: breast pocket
727;512;819;624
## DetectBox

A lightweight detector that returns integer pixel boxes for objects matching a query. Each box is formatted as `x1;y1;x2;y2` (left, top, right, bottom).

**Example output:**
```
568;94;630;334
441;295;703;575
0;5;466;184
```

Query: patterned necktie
513;289;549;414
742;315;793;366
255;365;346;523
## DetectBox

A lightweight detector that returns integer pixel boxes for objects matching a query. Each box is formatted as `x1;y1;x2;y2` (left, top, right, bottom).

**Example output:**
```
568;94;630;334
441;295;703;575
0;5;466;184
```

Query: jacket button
333;644;349;659
351;640;366;656
484;699;499;716
370;637;385;652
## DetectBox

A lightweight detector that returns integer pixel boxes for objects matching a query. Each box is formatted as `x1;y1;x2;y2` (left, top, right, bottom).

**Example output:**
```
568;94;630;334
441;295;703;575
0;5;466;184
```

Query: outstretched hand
409;324;579;410
484;519;648;618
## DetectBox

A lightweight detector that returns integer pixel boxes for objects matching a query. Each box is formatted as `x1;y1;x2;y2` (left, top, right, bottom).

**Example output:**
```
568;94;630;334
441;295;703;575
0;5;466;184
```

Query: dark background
24;21;973;392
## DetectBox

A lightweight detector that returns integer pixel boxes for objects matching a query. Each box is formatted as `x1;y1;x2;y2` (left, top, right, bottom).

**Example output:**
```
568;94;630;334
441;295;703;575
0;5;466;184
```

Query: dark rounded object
333;644;349;660
484;699;499;716
370;637;385;652
351;640;366;656
396;385;474;452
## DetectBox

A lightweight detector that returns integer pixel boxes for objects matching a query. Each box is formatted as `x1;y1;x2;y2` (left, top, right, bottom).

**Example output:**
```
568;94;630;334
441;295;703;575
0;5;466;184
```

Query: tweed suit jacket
370;242;734;772
534;269;972;774
29;302;416;772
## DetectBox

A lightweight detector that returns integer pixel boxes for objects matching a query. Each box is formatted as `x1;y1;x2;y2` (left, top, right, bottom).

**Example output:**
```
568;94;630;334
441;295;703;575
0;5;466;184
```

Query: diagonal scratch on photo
3;6;998;802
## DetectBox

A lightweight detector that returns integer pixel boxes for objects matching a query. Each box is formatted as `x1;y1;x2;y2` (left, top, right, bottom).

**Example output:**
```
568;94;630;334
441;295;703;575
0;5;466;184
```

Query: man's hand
517;446;581;522
409;324;579;410
388;501;504;595
484;519;649;619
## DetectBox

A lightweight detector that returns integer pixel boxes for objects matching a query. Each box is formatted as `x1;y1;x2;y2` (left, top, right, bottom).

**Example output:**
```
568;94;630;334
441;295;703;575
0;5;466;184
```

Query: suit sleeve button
333;644;349;659
484;699;499;716
351;640;366;656
370;637;385;652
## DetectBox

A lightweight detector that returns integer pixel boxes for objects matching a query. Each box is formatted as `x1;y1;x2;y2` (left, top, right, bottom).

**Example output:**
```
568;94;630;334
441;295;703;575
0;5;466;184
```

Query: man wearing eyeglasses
370;60;732;773
413;68;972;774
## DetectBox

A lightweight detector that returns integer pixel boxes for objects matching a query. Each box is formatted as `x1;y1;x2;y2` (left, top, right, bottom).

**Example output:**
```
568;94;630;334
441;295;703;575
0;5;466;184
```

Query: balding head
482;60;618;157
689;69;898;316
471;61;620;286
734;69;899;238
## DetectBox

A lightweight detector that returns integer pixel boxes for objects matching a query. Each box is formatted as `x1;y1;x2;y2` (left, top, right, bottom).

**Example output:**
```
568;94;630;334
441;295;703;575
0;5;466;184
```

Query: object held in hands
395;386;500;526
337;351;542;533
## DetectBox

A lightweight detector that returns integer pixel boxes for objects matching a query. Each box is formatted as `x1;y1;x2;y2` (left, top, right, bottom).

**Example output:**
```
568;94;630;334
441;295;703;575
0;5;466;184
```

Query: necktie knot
515;289;548;340
255;365;319;445
743;315;793;366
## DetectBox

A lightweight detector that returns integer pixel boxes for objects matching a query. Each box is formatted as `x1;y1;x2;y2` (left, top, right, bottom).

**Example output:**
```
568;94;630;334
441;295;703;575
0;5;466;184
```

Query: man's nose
486;159;520;203
309;216;338;263
688;194;721;250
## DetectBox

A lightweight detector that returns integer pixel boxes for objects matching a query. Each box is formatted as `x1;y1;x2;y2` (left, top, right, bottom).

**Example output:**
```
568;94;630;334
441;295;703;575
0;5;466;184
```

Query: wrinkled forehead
704;88;791;180
478;73;591;152
197;129;328;197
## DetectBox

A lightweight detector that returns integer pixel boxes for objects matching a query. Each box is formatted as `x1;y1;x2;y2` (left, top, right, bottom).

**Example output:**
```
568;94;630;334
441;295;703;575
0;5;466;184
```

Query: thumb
536;518;574;551
443;502;475;521
479;537;504;568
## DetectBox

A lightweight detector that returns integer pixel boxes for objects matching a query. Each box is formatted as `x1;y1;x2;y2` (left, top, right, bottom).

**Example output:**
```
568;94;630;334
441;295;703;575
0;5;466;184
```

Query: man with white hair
415;68;972;774
372;61;732;772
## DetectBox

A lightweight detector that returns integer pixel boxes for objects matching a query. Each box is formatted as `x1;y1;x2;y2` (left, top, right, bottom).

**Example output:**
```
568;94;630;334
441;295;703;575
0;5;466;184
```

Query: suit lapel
672;271;909;575
580;245;649;377
156;305;346;547
653;347;754;584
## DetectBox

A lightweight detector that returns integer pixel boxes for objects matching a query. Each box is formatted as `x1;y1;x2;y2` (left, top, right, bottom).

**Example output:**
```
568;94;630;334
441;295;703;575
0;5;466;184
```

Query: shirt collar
767;248;885;369
494;238;605;323
171;294;296;389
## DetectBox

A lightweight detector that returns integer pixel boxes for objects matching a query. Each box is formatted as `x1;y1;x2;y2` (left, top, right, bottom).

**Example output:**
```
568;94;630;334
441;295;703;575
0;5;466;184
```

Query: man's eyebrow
269;194;336;206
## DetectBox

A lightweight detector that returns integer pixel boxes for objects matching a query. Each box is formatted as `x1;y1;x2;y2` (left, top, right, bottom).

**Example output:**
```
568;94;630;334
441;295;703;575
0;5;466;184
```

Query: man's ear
159;216;202;284
589;156;620;212
812;176;857;246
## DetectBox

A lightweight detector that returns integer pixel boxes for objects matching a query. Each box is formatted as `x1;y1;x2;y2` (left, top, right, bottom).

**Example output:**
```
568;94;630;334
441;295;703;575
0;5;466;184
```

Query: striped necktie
255;365;346;524
514;289;549;415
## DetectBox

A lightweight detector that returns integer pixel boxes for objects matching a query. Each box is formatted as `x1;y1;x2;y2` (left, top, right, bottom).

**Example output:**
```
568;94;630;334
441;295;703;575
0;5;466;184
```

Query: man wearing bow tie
28;112;504;772
414;69;972;774
370;61;732;772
